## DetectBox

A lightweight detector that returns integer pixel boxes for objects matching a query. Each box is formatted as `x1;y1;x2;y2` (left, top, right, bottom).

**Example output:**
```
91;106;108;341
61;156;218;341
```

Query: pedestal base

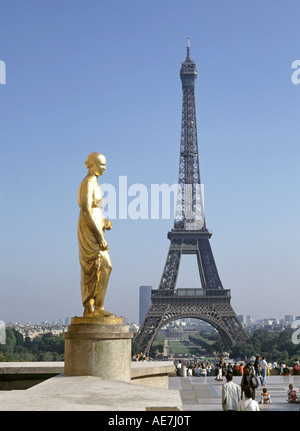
63;316;133;382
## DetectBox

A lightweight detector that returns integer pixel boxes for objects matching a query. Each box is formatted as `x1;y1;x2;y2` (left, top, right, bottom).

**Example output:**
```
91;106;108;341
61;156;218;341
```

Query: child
287;384;299;403
239;363;244;376
260;387;272;404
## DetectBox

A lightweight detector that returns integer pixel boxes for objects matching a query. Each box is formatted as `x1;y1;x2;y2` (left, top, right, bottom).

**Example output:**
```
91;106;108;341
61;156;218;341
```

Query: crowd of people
134;352;300;410
133;352;147;361
176;355;300;411
176;356;300;379
220;359;300;411
176;361;214;377
176;359;245;378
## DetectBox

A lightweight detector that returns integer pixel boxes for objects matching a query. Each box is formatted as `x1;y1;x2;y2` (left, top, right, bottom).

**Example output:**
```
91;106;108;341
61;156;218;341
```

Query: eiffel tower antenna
187;36;190;57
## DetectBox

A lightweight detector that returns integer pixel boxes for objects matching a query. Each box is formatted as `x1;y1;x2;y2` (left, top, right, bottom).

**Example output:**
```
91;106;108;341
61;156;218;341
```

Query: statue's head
85;152;106;176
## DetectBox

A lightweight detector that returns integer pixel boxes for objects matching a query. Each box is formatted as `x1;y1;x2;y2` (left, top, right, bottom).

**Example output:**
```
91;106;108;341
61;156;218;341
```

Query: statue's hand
99;238;108;251
104;219;112;230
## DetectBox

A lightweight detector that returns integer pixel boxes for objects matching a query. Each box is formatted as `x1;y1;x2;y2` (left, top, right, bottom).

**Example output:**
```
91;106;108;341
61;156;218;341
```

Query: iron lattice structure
134;40;248;356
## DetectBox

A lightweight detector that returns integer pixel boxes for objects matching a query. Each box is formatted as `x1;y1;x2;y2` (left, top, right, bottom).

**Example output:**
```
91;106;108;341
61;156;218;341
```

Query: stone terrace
0;362;300;411
169;374;300;411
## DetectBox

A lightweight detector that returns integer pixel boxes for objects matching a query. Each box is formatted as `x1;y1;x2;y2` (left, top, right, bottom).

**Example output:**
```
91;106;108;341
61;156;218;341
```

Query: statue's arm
79;180;108;250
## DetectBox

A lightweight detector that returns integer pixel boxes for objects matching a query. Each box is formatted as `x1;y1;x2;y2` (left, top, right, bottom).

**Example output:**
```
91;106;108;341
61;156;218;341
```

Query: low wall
131;361;175;388
0;361;176;390
0;362;64;390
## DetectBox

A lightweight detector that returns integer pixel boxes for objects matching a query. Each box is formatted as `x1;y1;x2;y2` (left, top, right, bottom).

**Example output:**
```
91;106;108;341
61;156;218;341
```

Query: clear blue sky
0;0;299;324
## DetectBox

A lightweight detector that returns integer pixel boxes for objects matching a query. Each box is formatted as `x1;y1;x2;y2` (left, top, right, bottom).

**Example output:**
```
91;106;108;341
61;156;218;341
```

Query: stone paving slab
169;375;300;411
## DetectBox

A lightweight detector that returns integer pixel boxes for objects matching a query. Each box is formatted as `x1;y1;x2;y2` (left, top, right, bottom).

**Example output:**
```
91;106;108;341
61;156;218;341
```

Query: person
176;360;182;376
259;356;268;385
260;387;272;404
241;364;259;400
215;358;224;381
221;373;241;411
233;362;239;376
200;364;207;377
239;363;244;376
237;386;260;411
137;352;146;361
254;355;261;378
194;364;201;377
293;363;300;375
283;364;290;375
227;362;233;374
77;152;114;318
249;363;256;375
287;384;299;403
206;362;212;377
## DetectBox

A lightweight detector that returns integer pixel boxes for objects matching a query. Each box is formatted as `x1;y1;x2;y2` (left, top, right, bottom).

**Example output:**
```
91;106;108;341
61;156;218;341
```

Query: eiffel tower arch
134;39;248;356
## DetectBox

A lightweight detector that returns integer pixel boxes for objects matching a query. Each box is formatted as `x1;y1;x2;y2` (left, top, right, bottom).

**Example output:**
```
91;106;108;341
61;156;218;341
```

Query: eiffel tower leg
135;243;183;355
158;244;182;290
134;304;170;357
201;304;248;348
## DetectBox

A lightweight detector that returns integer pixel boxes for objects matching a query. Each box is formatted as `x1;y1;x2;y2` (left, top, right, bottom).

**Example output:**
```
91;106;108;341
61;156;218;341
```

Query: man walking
259;356;268;385
222;374;241;411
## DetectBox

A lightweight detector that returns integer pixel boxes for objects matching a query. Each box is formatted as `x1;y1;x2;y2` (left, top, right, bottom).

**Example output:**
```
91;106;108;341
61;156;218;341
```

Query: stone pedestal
63;316;133;382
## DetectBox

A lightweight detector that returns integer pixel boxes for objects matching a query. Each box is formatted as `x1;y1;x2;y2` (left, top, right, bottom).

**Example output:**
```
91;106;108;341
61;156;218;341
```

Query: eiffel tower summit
134;39;248;356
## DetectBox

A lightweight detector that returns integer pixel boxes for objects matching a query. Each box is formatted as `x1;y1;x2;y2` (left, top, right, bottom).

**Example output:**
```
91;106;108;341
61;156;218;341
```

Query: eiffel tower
134;39;248;356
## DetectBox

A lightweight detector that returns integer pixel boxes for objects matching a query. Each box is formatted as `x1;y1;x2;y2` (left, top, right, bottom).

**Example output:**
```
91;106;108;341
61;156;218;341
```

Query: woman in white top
237;386;260;411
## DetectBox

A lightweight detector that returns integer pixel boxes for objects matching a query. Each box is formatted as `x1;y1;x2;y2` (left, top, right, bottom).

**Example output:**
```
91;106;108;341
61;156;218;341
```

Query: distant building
238;315;252;327
64;317;71;325
139;286;152;325
284;315;295;323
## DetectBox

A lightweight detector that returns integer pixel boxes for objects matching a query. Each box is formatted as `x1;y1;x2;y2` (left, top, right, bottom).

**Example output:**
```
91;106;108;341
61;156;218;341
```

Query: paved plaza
169;374;300;411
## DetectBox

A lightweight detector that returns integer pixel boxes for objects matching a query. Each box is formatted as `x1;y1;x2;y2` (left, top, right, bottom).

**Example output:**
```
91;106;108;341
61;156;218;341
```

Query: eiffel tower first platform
134;39;248;356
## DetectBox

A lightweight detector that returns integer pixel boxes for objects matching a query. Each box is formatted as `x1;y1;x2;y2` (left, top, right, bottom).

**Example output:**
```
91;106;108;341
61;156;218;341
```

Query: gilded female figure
77;152;114;317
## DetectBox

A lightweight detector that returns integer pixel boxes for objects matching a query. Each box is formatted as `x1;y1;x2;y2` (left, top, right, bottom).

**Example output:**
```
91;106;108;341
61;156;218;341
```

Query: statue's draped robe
77;178;104;306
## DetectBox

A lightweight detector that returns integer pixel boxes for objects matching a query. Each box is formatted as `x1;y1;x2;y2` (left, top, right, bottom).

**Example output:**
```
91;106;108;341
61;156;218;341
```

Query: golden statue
77;152;115;318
